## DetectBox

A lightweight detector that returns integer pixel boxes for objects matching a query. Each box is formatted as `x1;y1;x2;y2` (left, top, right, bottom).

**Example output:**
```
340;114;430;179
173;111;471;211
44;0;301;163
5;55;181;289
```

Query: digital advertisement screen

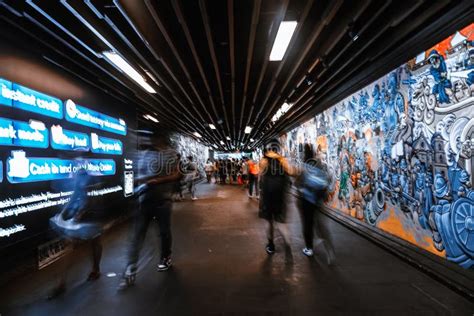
0;76;136;250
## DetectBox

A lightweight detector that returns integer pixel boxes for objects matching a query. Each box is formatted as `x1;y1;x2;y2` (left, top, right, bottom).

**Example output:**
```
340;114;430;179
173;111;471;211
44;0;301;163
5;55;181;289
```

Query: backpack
300;164;329;205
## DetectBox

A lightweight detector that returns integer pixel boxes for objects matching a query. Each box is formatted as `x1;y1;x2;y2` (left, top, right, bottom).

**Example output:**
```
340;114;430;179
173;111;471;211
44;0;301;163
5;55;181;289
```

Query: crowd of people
47;132;335;296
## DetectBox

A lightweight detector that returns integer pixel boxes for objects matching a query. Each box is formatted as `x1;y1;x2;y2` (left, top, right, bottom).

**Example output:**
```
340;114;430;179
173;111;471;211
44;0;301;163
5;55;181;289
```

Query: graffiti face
282;23;474;269
429;55;441;69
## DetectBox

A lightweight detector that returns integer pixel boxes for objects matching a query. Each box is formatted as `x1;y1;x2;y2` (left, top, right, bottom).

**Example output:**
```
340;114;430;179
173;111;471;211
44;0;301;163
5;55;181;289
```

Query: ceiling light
193;132;202;138
244;126;252;134
250;138;254;142
272;102;293;123
220;141;225;145
226;136;231;141
143;114;159;123
269;21;298;61
209;124;216;129
102;51;156;93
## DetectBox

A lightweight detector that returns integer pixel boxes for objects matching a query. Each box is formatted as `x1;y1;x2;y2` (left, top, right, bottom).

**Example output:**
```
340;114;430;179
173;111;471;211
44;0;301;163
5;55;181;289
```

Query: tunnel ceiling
0;0;472;151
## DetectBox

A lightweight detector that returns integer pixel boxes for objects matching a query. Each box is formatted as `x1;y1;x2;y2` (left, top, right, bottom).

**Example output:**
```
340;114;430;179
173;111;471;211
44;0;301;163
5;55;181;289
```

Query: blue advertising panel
0;77;63;119
0;78;13;106
82;159;116;177
0;117;48;148
91;133;122;155
65;100;127;135
50;125;89;152
6;151;116;183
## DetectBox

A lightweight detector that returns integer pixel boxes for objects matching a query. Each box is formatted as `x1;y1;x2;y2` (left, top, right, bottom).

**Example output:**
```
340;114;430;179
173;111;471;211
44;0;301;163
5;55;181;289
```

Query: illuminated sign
124;171;134;197
50;125;89;151
6;151;116;183
91;133;122;155
0;78;63;119
65;100;126;135
85;159;116;177
0;117;48;148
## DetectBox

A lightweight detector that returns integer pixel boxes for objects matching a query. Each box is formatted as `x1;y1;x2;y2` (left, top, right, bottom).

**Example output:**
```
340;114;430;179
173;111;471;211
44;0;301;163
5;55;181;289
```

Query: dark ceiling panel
0;0;472;151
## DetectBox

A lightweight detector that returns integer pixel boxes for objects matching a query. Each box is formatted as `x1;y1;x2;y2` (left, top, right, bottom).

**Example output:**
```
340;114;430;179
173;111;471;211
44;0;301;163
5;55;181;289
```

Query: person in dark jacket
119;132;180;289
259;139;293;254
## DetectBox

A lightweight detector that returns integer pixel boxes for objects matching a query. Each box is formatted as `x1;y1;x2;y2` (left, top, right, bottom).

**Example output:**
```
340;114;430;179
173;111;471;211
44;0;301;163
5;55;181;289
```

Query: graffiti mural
281;24;474;269
171;133;209;175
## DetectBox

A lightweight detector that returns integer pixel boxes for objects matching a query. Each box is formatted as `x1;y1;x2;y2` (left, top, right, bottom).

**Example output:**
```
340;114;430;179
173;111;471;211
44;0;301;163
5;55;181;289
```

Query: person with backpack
296;143;335;264
259;139;293;254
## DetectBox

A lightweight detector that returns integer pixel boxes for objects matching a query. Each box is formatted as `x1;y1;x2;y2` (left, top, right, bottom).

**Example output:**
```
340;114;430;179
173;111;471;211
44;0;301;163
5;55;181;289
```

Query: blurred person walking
259;139;293;254
219;159;227;184
241;157;249;187
296;143;335;264
204;158;214;183
119;132;180;289
185;155;199;200
48;169;104;298
213;160;219;183
173;153;185;201
247;157;259;198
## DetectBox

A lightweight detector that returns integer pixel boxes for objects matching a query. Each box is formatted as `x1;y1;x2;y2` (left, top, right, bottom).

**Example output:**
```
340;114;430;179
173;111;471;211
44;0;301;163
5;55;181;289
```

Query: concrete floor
0;183;473;315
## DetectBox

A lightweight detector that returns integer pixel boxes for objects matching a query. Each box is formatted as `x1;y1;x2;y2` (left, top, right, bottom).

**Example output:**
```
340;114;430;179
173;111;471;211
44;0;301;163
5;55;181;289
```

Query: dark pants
127;200;172;266
220;173;227;184
248;174;259;196
299;199;332;250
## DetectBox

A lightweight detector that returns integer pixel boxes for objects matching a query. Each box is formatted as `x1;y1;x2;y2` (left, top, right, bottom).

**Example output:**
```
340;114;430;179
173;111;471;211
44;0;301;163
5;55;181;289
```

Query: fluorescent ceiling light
209;124;216;129
272;102;293;122
244;126;252;134
226;136;231;141
102;51;156;93
193;132;202;138
250;138;254;142
143;114;159;123
220;141;225;145
269;21;298;61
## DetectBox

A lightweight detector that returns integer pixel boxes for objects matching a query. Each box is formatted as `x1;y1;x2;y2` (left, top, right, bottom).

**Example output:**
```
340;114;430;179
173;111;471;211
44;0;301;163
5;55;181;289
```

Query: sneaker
302;247;314;257
157;257;172;271
191;196;198;201
265;242;275;255
118;265;137;290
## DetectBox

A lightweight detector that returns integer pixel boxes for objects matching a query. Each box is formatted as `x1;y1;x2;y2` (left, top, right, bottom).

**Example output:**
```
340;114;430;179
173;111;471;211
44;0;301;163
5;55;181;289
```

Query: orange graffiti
316;135;328;152
377;208;446;257
425;23;474;57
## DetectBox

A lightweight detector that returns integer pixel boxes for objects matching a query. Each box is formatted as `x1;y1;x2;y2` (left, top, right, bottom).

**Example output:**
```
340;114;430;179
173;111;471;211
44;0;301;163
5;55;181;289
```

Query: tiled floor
0;183;472;315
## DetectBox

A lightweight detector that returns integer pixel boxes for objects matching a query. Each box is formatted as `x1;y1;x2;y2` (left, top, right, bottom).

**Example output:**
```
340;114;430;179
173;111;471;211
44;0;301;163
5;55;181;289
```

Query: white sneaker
191;197;198;201
302;248;313;257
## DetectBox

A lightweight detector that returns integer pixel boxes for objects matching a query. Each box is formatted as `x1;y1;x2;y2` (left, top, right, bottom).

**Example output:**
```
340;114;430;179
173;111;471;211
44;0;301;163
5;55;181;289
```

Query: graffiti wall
281;24;474;269
171;133;209;174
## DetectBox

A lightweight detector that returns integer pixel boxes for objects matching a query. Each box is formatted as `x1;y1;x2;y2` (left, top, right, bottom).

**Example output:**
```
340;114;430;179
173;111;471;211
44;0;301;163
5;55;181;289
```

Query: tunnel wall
280;23;474;269
0;39;140;268
172;133;209;175
0;37;208;271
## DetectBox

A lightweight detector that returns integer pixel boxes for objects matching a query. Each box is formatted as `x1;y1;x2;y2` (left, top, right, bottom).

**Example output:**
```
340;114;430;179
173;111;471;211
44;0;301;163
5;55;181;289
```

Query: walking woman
258;139;293;254
296;143;335;264
204;158;214;183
